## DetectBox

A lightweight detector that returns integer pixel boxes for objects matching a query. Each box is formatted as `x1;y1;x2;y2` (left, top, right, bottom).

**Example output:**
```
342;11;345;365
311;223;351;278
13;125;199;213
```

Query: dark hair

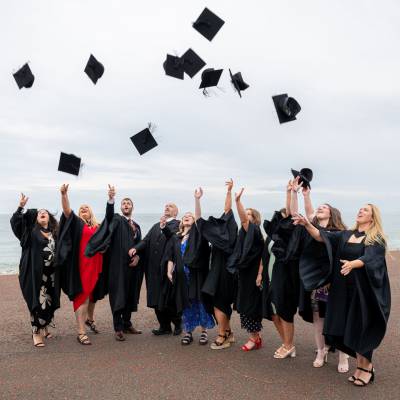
36;210;59;239
121;198;133;206
312;204;347;231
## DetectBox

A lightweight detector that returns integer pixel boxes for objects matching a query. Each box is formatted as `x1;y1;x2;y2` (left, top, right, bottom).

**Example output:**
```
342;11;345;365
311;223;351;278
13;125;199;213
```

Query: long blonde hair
78;204;99;227
353;203;387;248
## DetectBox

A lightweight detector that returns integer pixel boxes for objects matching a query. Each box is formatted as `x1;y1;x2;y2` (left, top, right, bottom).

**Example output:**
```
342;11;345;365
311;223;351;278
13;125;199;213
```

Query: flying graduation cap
182;48;206;78
58;152;82;176
272;94;301;124
229;69;249;98
199;68;223;95
163;54;185;80
192;7;225;41
291;168;313;189
84;54;105;84
13;63;35;89
130;125;158;155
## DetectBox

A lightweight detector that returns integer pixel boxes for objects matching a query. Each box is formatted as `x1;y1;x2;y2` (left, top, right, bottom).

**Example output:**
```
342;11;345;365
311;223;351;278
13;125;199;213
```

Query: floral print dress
30;232;56;333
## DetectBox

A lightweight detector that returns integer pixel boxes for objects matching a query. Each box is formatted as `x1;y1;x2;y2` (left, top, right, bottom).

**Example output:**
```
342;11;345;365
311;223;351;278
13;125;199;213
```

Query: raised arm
285;180;293;216
106;184;116;221
60;184;72;218
290;177;301;215
235;188;249;231
224;179;233;214
194;187;203;221
10;193;29;240
292;213;322;242
302;186;315;220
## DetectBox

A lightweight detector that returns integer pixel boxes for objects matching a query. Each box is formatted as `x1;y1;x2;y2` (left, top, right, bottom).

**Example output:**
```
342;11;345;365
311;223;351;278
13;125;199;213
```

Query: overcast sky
1;0;399;219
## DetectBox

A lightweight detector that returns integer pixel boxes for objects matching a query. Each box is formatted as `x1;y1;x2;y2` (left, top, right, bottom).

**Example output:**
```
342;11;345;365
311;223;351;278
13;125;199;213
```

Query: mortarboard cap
291;168;313;189
13;63;35;89
130;128;158;155
193;8;225;41
272;94;301;124
229;69;249;98
58;152;82;176
199;68;223;89
163;54;184;80
84;54;104;84
182;48;206;78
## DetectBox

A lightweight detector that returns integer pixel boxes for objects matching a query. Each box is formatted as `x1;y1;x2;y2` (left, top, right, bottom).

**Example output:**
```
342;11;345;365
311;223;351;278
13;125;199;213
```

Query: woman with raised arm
57;184;108;345
10;193;59;347
196;180;238;350
227;188;264;351
290;178;349;372
163;204;214;346
292;204;391;387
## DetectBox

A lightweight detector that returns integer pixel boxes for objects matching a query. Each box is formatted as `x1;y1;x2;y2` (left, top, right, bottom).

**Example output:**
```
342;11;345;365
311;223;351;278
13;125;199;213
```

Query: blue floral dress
181;240;215;333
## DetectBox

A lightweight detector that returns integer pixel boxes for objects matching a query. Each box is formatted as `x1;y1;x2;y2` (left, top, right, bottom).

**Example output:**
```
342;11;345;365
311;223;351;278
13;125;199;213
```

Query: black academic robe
85;202;142;313
263;213;302;322
197;210;238;317
227;223;264;318
306;230;391;359
56;211;108;302
134;219;180;308
10;208;60;313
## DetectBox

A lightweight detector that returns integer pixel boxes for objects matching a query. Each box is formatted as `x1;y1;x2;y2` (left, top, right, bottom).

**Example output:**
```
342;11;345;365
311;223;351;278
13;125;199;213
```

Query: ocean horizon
2;211;399;275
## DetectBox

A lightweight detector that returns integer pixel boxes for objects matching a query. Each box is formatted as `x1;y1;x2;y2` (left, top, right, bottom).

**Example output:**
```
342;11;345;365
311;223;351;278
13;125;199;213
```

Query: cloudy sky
1;0;399;218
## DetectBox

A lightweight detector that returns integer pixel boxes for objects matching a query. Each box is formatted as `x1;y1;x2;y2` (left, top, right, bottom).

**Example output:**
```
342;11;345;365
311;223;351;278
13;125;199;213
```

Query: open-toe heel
353;367;375;387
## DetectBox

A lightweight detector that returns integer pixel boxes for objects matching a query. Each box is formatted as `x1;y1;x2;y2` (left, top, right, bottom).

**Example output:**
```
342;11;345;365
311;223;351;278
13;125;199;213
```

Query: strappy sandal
181;332;193;346
353;367;375;387
348;367;367;382
77;334;92;345
225;329;235;344
199;331;208;345
85;319;99;334
32;334;45;348
241;336;262;352
210;334;231;350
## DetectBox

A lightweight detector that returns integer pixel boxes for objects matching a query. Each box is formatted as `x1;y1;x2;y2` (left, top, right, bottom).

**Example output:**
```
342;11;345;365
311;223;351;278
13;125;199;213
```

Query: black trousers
155;308;182;330
113;308;133;332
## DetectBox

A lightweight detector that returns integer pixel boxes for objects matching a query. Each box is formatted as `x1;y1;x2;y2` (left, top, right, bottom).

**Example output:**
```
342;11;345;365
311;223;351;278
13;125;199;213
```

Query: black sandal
210;334;231;350
353;367;375;387
181;332;193;345
348;367;372;383
77;334;92;345
85;319;99;334
199;331;208;345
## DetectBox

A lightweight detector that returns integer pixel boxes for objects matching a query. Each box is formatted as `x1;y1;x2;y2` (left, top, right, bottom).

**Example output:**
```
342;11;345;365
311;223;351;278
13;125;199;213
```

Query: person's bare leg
75;298;89;335
214;307;229;345
87;301;96;322
281;319;294;349
313;312;327;367
354;354;373;385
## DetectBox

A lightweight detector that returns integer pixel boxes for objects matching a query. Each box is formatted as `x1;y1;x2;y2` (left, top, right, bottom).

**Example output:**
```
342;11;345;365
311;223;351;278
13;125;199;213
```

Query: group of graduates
11;174;391;388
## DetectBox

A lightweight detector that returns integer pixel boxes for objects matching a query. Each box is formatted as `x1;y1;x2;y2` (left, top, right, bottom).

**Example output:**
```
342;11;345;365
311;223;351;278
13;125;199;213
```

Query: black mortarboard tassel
58;152;82;176
84;54;104;85
130;126;158;155
192;7;225;41
182;48;206;78
291;168;313;189
229;69;249;98
163;54;184;80
13;63;35;89
272;94;301;124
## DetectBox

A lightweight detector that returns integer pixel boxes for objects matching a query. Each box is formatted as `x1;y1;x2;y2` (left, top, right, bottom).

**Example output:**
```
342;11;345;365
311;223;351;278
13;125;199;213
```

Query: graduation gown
134;219;180;308
306;230;391;360
85;202;142;313
10;208;60;313
197;210;238;317
56;211;108;303
227;223;264;318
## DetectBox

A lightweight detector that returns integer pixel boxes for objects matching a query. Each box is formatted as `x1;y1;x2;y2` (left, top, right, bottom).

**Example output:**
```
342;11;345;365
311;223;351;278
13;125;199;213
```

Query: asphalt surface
0;252;399;400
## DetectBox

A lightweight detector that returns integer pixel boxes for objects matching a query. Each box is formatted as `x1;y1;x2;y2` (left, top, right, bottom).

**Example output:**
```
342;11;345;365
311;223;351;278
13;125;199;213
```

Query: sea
1;212;399;275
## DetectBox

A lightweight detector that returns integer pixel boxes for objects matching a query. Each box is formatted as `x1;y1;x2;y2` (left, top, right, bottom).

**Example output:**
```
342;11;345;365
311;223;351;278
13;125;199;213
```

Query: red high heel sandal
241;336;262;352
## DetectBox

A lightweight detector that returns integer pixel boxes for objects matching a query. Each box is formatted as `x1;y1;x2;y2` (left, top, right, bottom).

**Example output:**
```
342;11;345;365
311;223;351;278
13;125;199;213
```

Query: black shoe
152;327;172;336
173;326;182;336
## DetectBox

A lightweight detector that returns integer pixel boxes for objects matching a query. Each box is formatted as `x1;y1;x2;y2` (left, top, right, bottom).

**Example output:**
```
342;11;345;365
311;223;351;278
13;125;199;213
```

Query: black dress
227;223;264;332
10;208;59;332
197;210;238;318
304;230;391;361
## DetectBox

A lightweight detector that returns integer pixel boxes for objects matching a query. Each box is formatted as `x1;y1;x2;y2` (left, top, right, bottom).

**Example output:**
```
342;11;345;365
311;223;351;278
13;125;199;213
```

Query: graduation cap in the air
84;54;104;84
163;54;184;80
272;94;301;124
58;152;82;176
229;69;249;98
130;126;158;155
182;48;206;78
13;63;35;89
192;7;225;41
291;168;313;189
199;68;223;94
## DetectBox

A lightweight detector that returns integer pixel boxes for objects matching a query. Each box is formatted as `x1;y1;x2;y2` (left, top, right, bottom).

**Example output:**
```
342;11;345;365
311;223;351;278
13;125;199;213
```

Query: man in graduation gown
85;186;142;341
128;203;181;335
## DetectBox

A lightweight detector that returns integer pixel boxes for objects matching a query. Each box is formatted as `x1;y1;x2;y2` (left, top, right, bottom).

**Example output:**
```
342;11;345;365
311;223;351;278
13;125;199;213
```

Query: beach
0;251;398;400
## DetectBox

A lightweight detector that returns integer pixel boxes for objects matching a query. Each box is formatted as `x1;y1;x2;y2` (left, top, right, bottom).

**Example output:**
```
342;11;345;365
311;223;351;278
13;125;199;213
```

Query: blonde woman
57;184;107;345
293;204;391;387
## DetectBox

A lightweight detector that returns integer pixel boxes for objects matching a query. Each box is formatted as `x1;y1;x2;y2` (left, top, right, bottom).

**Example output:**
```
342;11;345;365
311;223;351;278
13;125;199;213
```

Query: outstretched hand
225;178;233;193
235;187;244;202
292;176;302;193
286;179;293;193
194;187;203;199
60;184;69;195
292;212;309;226
108;184;116;201
160;215;167;229
19;193;29;208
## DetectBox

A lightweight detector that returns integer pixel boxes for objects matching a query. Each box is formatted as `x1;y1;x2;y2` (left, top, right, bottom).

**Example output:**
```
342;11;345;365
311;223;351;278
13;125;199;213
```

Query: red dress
73;224;103;311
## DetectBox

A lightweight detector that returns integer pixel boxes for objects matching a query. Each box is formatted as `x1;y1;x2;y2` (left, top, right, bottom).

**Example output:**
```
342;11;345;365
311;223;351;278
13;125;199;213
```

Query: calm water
2;212;399;274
